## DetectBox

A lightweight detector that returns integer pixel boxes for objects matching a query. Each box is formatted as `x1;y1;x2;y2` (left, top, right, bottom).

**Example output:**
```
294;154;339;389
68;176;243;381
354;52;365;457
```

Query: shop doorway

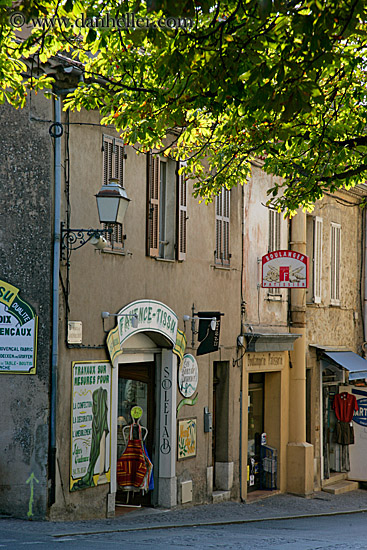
247;373;264;492
116;362;155;506
212;361;230;489
322;367;343;479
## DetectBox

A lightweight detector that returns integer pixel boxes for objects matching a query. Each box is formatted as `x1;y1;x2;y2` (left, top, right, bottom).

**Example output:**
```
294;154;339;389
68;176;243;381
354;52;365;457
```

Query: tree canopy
1;0;367;213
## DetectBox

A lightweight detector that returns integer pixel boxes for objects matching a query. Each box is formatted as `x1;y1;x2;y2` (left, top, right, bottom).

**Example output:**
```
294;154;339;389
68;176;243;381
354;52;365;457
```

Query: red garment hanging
333;392;358;423
117;425;148;490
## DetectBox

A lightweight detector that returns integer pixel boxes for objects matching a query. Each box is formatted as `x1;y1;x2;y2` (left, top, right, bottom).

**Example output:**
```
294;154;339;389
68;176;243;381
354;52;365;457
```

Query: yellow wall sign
178;418;197;459
0;279;38;374
70;361;112;491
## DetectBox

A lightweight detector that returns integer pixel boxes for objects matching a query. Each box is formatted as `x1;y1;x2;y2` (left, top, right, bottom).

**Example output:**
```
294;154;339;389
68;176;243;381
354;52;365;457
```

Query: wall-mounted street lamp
183;306;218;348
101;311;139;332
61;179;131;258
183;315;217;331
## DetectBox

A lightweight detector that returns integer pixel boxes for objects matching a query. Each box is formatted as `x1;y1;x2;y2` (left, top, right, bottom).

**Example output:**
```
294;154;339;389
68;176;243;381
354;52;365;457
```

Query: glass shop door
247;373;264;492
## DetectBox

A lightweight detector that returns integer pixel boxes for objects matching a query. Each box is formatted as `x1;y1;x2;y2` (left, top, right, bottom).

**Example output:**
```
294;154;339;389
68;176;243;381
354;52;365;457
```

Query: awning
323;351;367;381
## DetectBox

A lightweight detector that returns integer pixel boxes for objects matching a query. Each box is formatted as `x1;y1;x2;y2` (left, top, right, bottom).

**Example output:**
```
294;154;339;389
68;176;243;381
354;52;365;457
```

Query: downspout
239;181;246;501
364;208;367;355
50;96;62;506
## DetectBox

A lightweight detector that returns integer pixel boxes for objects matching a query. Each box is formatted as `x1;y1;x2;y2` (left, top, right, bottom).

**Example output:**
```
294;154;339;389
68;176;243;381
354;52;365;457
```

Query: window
102;222;125;251
102;134;125;186
330;222;341;305
314;217;323;303
215;188;230;266
102;135;126;251
268;208;281;296
146;153;187;260
306;215;323;303
268;208;281;253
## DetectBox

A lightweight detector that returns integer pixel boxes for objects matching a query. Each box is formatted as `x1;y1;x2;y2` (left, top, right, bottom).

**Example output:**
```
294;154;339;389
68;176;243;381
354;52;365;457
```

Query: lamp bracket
61;223;113;259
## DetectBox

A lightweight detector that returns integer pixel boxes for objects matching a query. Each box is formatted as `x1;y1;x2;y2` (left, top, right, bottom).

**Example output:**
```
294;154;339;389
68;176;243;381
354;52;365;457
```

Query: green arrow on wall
26;472;39;519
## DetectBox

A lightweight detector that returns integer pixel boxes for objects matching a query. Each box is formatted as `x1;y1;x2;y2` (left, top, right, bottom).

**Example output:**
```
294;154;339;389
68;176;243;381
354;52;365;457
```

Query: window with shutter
102;135;125;186
147;153;160;257
268;208;281;296
103;222;125;251
146;154;185;260
330;222;341;305
177;161;187;261
102;135;126;252
215;188;230;266
313;217;323;303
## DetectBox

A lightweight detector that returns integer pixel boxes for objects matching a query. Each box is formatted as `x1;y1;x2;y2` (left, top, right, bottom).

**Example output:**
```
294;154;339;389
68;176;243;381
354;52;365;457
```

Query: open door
116;362;155;506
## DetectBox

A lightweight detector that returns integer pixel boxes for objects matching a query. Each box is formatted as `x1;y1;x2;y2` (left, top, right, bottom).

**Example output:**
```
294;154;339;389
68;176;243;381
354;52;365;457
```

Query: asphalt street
1;490;367;549
1;513;367;549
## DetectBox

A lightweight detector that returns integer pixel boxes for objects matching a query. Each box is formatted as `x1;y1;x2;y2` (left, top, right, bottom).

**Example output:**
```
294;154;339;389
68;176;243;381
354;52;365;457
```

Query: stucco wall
243;165;289;331
0;96;53;518
305;191;365;486
51;105;243;518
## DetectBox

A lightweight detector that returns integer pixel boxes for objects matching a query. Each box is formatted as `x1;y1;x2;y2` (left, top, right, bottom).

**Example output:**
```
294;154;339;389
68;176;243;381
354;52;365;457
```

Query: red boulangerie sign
262;250;309;288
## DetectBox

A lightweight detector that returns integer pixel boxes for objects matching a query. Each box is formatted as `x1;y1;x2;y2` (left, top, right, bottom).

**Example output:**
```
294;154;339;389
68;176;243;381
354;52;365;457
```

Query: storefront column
158;349;177;507
288;211;313;496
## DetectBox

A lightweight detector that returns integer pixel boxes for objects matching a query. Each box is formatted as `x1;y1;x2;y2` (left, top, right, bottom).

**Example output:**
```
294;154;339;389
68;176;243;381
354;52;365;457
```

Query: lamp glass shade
95;179;131;224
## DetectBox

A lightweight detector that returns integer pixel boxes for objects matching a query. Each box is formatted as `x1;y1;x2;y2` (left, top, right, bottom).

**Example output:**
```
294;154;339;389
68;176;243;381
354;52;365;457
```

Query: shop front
314;348;367;484
106;299;185;512
241;333;300;501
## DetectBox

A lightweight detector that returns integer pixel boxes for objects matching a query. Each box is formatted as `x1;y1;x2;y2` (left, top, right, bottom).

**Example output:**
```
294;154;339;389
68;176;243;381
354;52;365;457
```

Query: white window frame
313;216;323;304
330;222;341;305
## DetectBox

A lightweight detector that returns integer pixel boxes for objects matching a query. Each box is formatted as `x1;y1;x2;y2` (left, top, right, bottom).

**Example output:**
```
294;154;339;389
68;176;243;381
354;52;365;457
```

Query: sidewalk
1;489;367;538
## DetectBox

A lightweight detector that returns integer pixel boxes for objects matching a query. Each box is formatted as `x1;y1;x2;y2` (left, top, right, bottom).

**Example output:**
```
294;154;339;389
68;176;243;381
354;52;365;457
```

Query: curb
53;508;367;538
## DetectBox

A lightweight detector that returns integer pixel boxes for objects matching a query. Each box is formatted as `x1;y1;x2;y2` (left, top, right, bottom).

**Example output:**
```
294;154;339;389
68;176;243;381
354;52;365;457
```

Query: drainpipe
364;209;367;355
50;96;62;506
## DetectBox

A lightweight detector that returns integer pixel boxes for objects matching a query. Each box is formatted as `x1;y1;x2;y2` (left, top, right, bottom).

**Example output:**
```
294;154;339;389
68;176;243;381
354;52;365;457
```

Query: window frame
330;222;341;305
215;187;230;266
146;153;187;261
313;216;323;304
102;135;126;252
102;134;125;187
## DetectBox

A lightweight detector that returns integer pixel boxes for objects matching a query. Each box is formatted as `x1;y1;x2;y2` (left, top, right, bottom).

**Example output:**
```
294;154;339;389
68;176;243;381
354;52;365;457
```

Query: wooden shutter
330;222;341;304
268;208;281;295
103;135;113;185
115;139;125;186
147;153;160;257
177;161;187;261
215;192;223;264
313;216;323;303
102;135;124;186
222;188;230;265
268;209;281;253
215;188;230;265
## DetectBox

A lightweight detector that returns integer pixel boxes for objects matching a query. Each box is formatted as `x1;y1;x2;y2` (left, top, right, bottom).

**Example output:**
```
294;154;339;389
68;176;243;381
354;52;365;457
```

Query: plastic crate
260;445;277;490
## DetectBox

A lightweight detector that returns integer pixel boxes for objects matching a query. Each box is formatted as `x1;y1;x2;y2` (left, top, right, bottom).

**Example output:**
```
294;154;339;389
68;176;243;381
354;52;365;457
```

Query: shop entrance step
321;472;347;488
322;480;359;495
212;490;231;503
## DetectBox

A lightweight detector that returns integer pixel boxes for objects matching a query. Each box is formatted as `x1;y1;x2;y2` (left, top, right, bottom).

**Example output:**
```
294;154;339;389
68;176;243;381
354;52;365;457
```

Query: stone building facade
1;74;367;520
0;86;244;520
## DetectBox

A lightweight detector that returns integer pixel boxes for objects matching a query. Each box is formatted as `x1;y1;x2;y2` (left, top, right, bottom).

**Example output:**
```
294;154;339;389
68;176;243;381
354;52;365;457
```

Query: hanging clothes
117;424;153;493
333;392;358;423
332;391;359;473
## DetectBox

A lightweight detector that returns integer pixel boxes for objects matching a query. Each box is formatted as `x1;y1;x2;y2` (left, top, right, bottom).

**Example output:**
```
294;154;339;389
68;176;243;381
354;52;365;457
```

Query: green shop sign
0;279;38;374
